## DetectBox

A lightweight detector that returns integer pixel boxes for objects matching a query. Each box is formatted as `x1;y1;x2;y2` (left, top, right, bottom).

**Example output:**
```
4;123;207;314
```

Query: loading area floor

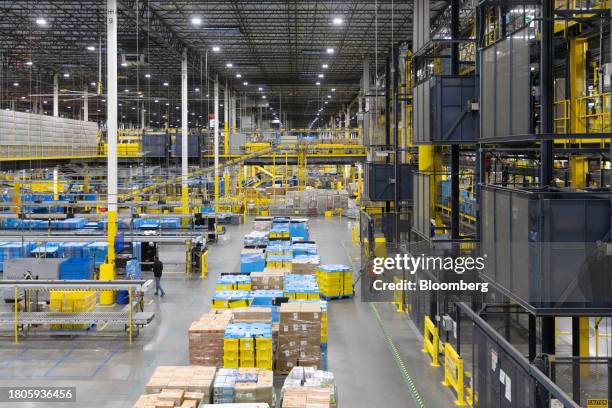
0;217;456;407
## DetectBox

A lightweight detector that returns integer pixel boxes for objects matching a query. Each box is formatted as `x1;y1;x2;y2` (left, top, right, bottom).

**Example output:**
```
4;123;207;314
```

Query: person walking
153;256;165;297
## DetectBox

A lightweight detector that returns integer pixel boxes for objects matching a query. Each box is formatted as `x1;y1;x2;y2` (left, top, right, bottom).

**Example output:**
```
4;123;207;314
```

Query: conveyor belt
0;233;206;243
0;311;155;325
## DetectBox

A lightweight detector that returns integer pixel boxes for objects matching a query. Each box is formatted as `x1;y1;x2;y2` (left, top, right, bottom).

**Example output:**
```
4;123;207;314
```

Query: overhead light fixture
26;61;33;66
63;73;70;78
154;99;159;103
87;46;95;51
43;100;48;104
326;48;335;54
21;96;26;100
35;18;47;26
331;88;336;92
318;74;324;78
325;101;328;105
333;17;343;25
195;88;200;92
191;17;202;26
236;74;242;78
212;46;221;52
226;63;233;68
258;87;263;91
327;95;331;98
243;81;248;86
145;73;151;78
163;82;169;86
13;82;18;87
262;95;267;99
90;82;96;86
322;64;329;69
121;62;128;67
315;82;321;86
124;89;129;92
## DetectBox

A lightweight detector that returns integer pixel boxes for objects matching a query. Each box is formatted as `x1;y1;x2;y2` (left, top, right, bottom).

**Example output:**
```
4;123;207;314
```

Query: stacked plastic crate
223;323;273;370
212;290;251;309
49;290;96;329
315;264;354;300
216;275;252;291
283;274;320;300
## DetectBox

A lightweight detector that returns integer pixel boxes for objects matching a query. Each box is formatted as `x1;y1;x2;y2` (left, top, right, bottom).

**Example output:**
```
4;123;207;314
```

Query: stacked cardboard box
281;387;332;408
291;256;320;275
232;307;272;323
250;269;286;290
189;312;233;366
144;366;216;403
212;368;275;406
133;391;205;408
253;217;273;232
234;368;275;405
276;303;322;374
202;404;270;408
280;367;337;408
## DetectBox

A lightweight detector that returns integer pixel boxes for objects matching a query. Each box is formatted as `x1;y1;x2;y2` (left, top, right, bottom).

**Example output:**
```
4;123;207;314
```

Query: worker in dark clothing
152;256;165;297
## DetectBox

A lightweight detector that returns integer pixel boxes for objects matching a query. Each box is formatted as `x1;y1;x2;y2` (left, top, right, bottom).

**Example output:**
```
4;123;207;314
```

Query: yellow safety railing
422;315;441;367
576;93;611;133
392;276;408;313
554;99;570;134
442;342;468;406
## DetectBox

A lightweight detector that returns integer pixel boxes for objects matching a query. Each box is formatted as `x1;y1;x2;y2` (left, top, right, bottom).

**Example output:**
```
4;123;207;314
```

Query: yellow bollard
422;315;440;367
442;342;467;406
99;263;116;305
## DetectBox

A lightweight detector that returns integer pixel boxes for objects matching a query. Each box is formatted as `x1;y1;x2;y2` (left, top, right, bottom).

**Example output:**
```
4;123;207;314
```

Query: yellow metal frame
422;315;440;367
442;342;468;406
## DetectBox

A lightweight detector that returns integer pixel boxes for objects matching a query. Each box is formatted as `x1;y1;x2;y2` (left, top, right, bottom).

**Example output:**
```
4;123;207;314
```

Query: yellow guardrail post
422;315;440;367
201;250;209;279
442;342;467;406
392;276;406;313
128;287;133;344
13;286;18;344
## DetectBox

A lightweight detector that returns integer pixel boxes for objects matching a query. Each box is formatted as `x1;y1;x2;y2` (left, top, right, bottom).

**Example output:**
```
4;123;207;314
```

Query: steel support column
181;48;189;224
540;0;554;186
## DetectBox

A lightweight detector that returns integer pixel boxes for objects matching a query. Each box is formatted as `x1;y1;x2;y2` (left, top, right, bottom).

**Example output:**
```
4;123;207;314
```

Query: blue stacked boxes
289;219;309;240
132;241;142;262
160;217;180;229
60;242;89;258
126;259;142;279
249;290;284;307
31;242;62;258
291;242;317;257
59;257;94;280
0;242;35;271
84;242;108;267
240;249;265;273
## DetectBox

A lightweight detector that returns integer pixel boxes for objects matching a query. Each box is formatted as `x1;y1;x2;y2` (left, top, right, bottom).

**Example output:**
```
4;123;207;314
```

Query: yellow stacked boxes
224;323;274;371
223;337;239;368
49;290;96;329
255;337;273;370
212;290;251;309
215;275;252;291
316;264;353;299
240;337;255;368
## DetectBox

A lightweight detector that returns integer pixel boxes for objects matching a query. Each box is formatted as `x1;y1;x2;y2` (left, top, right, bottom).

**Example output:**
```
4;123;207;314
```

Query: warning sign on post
587;399;608;408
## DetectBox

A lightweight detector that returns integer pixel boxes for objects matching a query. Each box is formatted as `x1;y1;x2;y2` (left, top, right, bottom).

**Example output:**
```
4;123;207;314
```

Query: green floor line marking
370;303;426;408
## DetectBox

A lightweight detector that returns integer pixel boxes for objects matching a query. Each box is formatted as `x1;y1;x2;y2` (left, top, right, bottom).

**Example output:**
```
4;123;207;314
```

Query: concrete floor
0;217;456;408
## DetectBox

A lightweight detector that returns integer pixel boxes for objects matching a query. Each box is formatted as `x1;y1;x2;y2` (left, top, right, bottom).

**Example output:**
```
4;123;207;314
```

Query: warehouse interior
0;0;611;407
